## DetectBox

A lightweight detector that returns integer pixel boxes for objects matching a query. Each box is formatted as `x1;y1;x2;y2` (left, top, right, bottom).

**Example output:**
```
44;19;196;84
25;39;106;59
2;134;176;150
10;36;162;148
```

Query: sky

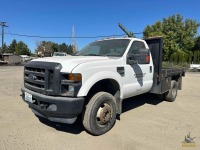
0;0;200;53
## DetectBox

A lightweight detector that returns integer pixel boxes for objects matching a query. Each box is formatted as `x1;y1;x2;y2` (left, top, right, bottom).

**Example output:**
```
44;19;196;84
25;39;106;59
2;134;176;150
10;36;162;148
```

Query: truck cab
21;37;185;135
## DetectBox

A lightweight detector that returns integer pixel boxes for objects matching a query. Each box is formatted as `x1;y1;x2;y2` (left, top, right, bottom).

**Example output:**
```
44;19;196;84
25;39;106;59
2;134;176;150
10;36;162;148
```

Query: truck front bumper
21;87;85;124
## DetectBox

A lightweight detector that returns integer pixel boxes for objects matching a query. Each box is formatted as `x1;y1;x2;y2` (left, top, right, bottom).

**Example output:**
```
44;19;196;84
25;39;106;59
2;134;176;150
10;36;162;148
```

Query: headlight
61;73;82;97
68;85;75;95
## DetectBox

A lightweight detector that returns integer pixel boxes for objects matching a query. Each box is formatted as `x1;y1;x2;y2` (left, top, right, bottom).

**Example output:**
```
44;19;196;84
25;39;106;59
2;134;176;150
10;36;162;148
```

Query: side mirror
127;48;150;65
127;55;138;65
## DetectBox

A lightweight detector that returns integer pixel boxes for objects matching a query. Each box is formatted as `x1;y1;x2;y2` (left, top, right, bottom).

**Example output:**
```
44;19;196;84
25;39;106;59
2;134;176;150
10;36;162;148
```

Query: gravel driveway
0;66;199;150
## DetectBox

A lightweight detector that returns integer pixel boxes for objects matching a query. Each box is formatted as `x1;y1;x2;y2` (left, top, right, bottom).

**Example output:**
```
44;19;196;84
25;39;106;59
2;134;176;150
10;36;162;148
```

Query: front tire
83;92;117;135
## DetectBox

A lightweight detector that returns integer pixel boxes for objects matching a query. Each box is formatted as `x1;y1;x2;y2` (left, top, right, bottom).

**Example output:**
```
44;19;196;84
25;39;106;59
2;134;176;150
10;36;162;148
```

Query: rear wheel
165;80;178;102
83;92;116;135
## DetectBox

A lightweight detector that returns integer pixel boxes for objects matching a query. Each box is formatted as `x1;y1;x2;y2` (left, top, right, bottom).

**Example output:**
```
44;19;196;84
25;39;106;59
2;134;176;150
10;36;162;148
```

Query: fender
77;71;124;99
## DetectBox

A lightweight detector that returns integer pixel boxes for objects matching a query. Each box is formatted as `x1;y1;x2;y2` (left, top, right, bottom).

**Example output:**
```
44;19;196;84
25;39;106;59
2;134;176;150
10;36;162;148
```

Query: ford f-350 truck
21;36;185;135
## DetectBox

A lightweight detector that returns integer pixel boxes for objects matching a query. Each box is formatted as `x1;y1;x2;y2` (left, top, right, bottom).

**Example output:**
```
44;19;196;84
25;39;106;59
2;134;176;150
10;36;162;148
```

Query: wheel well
86;79;120;98
82;79;122;115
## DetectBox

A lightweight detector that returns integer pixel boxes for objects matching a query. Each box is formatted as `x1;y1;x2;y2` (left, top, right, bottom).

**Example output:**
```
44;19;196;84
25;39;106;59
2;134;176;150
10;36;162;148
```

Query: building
2;53;22;65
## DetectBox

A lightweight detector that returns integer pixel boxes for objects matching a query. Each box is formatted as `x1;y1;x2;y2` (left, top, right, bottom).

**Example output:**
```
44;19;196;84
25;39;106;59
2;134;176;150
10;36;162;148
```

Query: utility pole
0;22;8;56
71;25;77;54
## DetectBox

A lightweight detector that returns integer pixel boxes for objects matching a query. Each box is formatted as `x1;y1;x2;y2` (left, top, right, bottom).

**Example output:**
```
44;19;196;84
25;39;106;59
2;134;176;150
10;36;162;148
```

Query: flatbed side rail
162;68;185;77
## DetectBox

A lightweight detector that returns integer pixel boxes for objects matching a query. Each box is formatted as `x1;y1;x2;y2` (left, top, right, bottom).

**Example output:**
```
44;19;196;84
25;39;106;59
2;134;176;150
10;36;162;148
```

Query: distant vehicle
20;55;31;62
53;52;68;57
190;64;200;71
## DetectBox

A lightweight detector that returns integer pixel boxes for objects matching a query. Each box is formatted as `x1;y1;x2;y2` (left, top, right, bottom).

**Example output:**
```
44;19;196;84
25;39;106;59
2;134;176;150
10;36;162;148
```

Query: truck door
123;40;153;98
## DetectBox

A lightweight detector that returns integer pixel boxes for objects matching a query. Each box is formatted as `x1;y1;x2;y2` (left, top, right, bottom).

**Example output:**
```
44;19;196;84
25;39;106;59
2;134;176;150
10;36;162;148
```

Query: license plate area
25;92;33;103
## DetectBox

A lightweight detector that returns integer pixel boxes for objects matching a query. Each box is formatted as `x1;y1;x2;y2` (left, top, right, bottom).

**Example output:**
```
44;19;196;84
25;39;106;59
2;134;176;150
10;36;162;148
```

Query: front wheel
82;92;117;135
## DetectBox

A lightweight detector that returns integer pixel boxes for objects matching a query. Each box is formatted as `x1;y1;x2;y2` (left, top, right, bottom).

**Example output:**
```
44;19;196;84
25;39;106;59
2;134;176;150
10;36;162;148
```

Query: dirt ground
0;66;199;150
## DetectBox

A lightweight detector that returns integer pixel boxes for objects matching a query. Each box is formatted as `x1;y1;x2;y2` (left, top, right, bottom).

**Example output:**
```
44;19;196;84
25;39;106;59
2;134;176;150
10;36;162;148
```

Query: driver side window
128;41;149;64
128;41;146;55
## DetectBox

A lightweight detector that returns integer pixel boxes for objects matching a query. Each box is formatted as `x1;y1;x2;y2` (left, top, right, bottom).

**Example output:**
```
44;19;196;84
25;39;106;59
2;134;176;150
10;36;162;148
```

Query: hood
32;56;111;72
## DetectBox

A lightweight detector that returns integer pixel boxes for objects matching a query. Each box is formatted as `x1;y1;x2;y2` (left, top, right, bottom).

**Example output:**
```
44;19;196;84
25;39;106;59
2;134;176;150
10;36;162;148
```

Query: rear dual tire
164;80;178;102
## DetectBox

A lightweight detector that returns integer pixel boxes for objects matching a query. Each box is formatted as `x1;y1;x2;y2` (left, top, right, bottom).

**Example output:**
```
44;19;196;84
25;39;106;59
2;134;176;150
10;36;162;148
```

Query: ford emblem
28;74;37;81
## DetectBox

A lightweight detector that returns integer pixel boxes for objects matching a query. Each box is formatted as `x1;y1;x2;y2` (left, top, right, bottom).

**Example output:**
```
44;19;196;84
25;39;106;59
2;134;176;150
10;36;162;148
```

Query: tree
193;36;200;51
52;43;59;52
59;43;68;53
15;41;31;55
143;14;200;61
35;41;54;57
35;41;74;56
1;43;8;53
8;39;17;53
67;45;73;55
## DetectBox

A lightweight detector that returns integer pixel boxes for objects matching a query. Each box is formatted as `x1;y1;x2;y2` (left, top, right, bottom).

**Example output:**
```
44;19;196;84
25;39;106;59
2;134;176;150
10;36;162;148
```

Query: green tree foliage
188;51;193;64
52;43;59;52
191;36;200;64
2;39;31;55
15;41;31;55
59;43;68;53
1;43;8;53
8;39;17;53
67;45;73;54
193;36;200;51
143;14;200;62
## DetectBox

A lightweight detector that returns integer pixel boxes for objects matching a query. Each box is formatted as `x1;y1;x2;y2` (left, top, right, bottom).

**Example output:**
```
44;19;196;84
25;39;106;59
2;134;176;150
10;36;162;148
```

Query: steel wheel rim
96;102;112;126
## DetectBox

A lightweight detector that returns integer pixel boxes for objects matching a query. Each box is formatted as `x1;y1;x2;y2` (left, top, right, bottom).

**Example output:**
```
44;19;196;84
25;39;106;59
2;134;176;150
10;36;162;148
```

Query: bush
162;61;190;69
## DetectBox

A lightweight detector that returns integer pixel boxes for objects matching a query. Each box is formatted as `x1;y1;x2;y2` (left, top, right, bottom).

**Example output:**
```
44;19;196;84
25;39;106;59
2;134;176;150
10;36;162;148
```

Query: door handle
150;66;152;73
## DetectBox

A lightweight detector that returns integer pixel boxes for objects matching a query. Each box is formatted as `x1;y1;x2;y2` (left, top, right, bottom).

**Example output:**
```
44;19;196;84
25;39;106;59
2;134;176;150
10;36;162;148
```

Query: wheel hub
97;103;112;125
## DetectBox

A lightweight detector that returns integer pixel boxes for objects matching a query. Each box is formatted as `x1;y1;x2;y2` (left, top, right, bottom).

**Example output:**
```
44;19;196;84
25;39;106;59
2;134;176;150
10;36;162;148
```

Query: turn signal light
68;74;82;81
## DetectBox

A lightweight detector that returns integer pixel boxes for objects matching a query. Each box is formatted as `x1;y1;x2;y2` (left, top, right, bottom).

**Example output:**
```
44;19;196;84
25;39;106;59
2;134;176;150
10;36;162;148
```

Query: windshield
76;39;130;57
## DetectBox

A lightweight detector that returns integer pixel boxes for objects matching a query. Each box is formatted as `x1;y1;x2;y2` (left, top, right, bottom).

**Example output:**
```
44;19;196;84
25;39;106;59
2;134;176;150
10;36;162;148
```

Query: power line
5;32;143;39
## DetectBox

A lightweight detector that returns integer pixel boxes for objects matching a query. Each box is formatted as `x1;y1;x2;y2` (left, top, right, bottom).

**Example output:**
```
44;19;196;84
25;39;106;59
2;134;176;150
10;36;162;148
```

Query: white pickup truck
21;37;185;135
